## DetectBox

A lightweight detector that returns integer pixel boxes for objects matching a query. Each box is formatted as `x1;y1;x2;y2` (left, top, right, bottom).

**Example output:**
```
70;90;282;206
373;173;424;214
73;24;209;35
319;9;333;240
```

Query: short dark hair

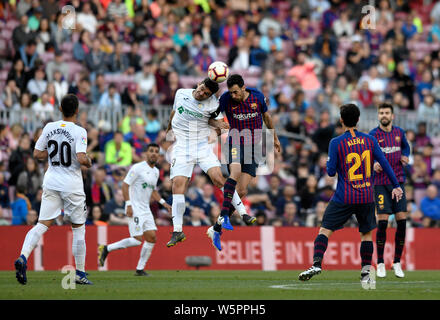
201;78;219;94
227;74;244;88
378;102;393;113
144;143;160;152
60;94;79;117
340;103;360;127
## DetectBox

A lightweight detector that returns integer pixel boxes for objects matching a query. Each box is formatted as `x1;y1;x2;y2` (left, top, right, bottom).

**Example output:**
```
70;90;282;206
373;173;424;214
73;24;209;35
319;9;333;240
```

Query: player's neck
145;160;155;168
62;116;77;123
243;90;250;101
379;124;392;132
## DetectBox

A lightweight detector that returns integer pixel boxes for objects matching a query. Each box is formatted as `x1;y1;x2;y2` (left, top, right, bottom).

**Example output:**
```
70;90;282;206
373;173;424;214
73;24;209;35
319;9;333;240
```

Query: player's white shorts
38;188;87;224
128;213;157;237
170;141;220;179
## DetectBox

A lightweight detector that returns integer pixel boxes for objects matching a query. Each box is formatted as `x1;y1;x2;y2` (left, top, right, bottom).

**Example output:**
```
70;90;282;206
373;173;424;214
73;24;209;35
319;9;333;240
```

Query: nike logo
379;139;384;143
237;202;242;206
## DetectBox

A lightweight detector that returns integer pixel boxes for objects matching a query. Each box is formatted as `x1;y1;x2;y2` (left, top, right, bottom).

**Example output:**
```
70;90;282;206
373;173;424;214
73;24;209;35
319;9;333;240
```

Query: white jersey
35;120;88;194
123;161;159;217
171;89;223;143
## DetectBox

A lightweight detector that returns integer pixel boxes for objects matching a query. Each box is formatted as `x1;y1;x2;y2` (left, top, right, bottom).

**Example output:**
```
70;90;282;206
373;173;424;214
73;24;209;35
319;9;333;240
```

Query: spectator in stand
11;185;31;225
185;206;210;227
107;41;128;74
104;130;132;166
218;14;243;48
124;122;150;163
73;29;92;63
135;61;157;104
420;184;440;227
194;44;214;76
282;202;303;227
7;59;27;93
86;38;108;77
275;185;298;217
159;71;180;105
12;15;36;52
31;92;54;121
77;1;99;35
288;51;321;93
145;109;161;142
90;73;106;105
345;34;369;81
417;93;440;123
8;133;32;187
414;122;431;154
26;209;38;226
2;79;21;109
313;29;338;67
260;27;282;54
393;61;415;110
35;17;53;55
107;0;128;19
85;166;113;209
125;41;142;74
332;9;354;38
292;15;315;55
0;171;10;211
98;83;121;111
87;205;108;226
104;188;128;225
45;50;69;83
26;67;47;100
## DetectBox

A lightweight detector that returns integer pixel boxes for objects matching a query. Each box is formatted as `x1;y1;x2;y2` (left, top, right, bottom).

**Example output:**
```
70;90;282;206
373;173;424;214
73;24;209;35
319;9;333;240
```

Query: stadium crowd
1;0;440;229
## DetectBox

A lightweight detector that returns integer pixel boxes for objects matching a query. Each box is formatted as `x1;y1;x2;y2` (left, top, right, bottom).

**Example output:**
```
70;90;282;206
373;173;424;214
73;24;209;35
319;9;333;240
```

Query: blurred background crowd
1;0;440;229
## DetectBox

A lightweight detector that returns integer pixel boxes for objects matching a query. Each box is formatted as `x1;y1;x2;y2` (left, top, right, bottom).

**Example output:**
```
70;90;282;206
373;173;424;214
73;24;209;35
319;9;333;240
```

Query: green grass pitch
1;270;440;300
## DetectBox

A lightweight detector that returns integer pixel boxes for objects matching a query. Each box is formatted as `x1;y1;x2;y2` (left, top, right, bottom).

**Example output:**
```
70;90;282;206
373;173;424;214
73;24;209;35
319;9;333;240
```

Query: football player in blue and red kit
206;74;281;251
298;103;403;289
369;103;410;278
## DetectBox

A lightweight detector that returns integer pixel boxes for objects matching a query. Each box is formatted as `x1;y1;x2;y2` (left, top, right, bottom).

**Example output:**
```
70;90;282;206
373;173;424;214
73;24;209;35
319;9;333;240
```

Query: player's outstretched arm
77;152;92;168
166;110;175;134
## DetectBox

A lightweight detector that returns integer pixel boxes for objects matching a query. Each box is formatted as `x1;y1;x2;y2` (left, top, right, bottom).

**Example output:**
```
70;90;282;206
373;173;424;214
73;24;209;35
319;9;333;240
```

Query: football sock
394;219;406;263
72;224;86;272
220;178;237;217
360;240;374;267
172;194;186;232
313;234;328;268
136;241;155;270
107;237;142;252
221;187;246;217
20;223;48;260
376;220;388;264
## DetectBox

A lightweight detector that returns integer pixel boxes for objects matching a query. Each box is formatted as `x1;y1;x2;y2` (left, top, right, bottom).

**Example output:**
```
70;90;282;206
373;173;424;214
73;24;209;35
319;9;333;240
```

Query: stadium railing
0;106;438;138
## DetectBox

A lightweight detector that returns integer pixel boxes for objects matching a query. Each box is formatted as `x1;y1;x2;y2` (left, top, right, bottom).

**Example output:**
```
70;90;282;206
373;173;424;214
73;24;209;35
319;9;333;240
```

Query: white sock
172;194;186;232
72;225;86;272
221;187;247;217
20;223;48;259
107;237;142;252
136;241;155;270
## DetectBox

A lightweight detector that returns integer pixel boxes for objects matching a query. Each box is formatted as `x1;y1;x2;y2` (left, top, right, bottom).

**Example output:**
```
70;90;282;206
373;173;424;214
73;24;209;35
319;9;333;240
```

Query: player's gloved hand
400;156;409;166
391;187;403;202
126;205;133;217
374;162;383;173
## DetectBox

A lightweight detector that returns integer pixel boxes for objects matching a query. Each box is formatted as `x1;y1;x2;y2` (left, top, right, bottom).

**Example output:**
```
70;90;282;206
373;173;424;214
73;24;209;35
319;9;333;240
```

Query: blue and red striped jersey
327;129;400;204
369;126;410;185
216;88;268;145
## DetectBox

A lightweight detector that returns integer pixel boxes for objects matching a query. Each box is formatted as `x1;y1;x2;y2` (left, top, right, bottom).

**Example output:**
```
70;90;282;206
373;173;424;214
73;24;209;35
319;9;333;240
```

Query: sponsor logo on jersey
61;124;66;127
142;182;155;190
178;106;203;118
395;136;401;142
251;103;258;109
232;112;259;120
380;146;401;154
81;137;87;145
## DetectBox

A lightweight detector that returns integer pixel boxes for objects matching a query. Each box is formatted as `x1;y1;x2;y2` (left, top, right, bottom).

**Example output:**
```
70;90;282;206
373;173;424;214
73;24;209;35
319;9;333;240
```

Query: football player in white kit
14;94;93;285
165;78;252;247
97;143;171;276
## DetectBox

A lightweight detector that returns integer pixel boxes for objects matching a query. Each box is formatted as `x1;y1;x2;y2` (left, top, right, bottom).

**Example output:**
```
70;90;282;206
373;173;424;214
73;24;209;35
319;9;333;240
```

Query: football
208;61;229;83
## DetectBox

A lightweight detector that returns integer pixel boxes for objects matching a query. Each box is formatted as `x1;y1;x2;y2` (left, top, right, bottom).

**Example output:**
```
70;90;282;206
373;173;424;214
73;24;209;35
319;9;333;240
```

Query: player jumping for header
298;103;403;289
206;74;281;251
165;78;250;247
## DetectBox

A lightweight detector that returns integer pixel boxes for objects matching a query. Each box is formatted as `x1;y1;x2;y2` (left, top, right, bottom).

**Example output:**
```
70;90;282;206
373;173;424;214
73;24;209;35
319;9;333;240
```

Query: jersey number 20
48;140;72;167
345;150;371;181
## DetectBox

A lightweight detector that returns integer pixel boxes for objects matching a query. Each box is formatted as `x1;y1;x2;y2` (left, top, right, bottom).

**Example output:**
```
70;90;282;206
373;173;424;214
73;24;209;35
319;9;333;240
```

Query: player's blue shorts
374;183;407;215
321;201;377;233
227;142;258;177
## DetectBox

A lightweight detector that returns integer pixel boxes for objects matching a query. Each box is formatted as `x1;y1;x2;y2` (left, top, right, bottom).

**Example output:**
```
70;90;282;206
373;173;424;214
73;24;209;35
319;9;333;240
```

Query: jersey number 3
48;140;72;167
345;150;371;181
